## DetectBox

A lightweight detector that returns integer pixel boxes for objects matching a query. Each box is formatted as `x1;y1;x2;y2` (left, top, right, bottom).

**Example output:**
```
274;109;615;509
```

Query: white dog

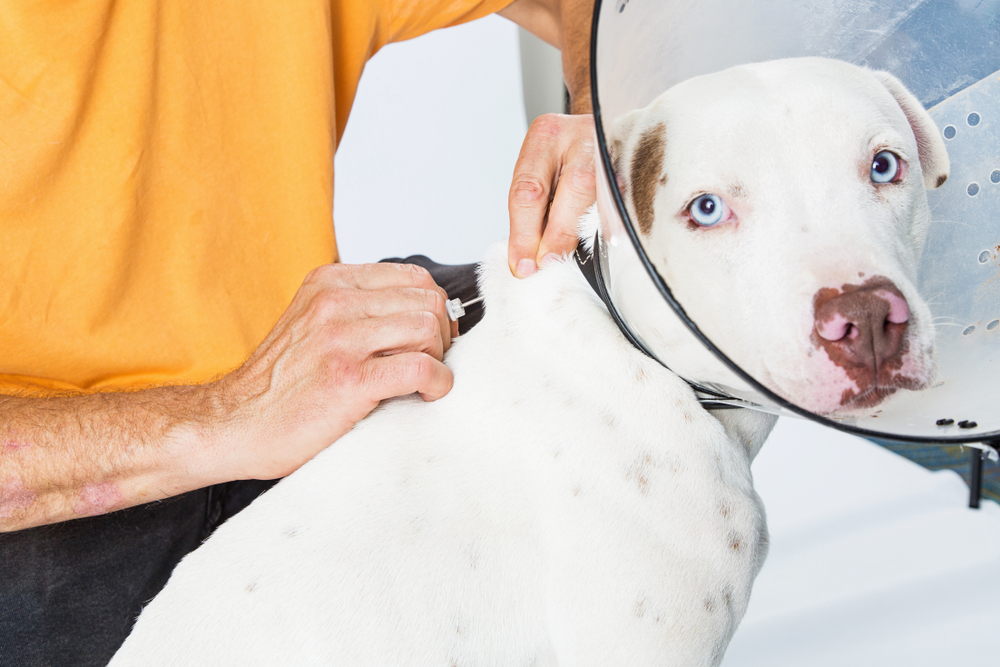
110;58;949;666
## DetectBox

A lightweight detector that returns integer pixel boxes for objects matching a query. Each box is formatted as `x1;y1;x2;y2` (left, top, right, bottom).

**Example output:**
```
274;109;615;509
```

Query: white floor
334;15;1000;665
725;418;1000;666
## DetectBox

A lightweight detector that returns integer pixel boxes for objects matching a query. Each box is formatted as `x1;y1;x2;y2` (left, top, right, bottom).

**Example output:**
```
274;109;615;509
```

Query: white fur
110;58;946;666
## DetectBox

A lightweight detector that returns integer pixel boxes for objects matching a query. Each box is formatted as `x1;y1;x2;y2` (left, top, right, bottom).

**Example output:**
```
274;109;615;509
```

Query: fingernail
516;258;536;277
541;253;560;268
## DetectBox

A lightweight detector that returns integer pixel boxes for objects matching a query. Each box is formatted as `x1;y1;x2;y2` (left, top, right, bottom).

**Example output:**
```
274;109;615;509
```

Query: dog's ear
871;70;951;190
610;111;667;235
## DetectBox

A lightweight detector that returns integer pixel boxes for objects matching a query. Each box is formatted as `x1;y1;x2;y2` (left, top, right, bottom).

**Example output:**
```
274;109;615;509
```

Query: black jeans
0;257;481;667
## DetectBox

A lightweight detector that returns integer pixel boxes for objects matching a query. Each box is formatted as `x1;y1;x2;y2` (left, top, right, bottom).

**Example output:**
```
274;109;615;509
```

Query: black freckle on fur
731;538;742;551
630;122;667;235
723;588;733;608
936;173;948;188
704;596;715;613
719;503;730;518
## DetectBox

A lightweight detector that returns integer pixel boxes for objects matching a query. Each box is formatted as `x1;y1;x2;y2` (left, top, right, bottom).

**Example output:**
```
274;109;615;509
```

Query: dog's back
111;249;769;667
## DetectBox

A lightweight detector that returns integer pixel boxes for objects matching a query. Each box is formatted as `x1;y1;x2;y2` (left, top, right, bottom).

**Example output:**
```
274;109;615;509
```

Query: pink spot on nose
877;289;910;324
74;482;123;516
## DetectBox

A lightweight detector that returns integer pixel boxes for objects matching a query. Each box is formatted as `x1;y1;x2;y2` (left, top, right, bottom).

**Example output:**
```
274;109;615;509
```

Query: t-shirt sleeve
387;0;517;44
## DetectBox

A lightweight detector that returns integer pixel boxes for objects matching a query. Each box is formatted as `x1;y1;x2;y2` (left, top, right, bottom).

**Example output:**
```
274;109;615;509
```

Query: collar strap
575;234;659;363
574;234;744;410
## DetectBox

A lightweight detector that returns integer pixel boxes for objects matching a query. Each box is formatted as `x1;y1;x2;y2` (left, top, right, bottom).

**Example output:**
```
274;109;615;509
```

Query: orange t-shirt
0;0;511;394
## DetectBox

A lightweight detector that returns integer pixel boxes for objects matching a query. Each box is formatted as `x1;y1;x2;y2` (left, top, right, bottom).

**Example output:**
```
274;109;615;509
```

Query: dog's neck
573;234;661;366
452;245;775;461
571;224;755;412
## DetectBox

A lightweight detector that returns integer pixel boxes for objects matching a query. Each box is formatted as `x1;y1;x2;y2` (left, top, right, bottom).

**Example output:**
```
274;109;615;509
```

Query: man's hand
507;113;596;277
0;262;456;531
201;262;456;482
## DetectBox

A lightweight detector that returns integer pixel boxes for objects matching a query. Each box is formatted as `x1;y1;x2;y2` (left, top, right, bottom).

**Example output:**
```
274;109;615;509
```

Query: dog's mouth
811;359;933;416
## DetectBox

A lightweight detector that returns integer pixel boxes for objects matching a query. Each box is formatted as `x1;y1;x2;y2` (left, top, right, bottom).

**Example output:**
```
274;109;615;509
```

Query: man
0;0;596;664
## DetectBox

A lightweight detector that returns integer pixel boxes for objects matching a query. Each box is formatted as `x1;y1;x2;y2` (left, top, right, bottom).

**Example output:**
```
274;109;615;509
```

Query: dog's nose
813;279;910;375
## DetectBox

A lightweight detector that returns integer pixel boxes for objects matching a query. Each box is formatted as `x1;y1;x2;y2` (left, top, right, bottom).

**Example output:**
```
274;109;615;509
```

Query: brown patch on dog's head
630;122;667;234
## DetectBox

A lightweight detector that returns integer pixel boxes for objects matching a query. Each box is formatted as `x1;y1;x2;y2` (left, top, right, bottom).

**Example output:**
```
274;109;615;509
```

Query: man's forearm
1;262;461;532
0;384;219;532
558;0;593;114
499;0;593;113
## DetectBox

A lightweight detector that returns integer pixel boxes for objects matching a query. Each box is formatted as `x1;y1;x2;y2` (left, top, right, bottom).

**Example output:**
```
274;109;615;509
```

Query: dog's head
605;57;950;416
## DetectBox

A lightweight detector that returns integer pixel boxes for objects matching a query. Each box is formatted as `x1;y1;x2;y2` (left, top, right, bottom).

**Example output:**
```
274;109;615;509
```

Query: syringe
445;296;484;321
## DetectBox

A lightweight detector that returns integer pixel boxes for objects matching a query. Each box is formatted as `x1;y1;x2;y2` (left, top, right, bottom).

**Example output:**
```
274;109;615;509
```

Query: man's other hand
508;113;596;277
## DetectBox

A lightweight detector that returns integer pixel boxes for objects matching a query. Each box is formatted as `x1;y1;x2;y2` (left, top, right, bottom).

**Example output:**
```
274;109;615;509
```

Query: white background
334;16;526;264
333;15;1000;666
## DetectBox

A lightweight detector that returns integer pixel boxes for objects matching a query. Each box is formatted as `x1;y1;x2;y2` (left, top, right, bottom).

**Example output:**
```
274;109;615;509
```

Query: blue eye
689;194;727;227
871;150;900;183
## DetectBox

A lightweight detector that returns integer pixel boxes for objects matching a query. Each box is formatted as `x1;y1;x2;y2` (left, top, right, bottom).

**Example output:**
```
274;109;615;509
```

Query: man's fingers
299;266;453;351
352;287;453;352
507;114;597;277
359;311;446;362
305;261;441;293
541;128;595;262
508;115;562;277
364;353;454;403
